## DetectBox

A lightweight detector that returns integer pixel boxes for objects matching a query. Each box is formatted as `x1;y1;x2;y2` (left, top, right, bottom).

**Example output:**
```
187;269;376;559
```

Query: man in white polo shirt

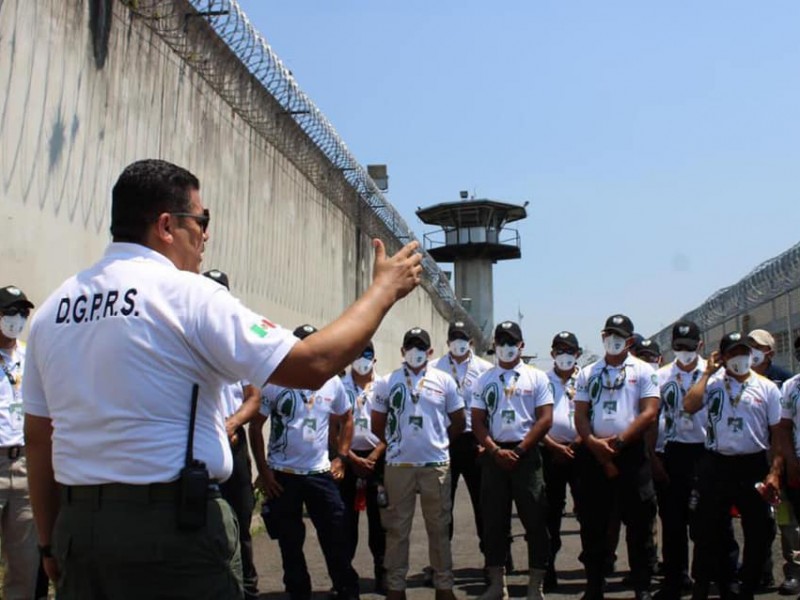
372;327;465;600
251;324;359;600
0;285;45;600
432;320;493;567
574;314;660;600
683;332;783;600
541;330;582;592
472;320;554;600
22;159;423;599
339;341;388;593
653;321;707;599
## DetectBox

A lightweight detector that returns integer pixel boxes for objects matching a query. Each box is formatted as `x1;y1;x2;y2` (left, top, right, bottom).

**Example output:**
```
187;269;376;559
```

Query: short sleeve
639;363;660;399
190;288;298;388
533;370;555;407
767;381;783;427
21;326;49;418
444;376;465;414
372;377;389;414
781;379;799;421
472;372;489;411
259;385;276;417
574;367;591;403
331;378;349;416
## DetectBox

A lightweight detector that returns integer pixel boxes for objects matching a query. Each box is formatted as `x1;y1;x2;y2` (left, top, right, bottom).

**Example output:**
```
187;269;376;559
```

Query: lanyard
560;368;578;400
448;355;469;391
0;350;20;390
403;366;427;404
299;390;317;411
499;370;521;400
675;368;701;397
723;376;749;410
600;363;627;391
355;380;374;410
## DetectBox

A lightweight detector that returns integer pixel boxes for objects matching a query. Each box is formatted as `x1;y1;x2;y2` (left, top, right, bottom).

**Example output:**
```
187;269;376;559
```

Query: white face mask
603;335;627;357
674;351;697;366
750;349;766;367
404;349;428;369
554;353;576;371
351;357;374;376
448;340;470;358
496;344;520;363
0;315;27;339
726;355;752;376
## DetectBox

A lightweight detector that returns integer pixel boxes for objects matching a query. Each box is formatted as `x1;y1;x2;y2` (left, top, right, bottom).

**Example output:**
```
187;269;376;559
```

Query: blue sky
237;1;800;362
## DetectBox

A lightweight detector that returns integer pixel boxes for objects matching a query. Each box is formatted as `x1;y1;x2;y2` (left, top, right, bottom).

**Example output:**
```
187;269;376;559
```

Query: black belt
2;445;23;460
61;481;221;505
496;441;523;450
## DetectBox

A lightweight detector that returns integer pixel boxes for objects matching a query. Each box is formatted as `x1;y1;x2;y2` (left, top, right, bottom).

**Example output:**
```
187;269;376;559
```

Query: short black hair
110;159;200;243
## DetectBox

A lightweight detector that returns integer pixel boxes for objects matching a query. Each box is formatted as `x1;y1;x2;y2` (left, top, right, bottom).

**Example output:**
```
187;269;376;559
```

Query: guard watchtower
416;195;527;340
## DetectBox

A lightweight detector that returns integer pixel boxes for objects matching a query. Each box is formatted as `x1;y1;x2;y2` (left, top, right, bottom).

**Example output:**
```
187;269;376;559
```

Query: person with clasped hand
21;159;423;600
683;332;784;600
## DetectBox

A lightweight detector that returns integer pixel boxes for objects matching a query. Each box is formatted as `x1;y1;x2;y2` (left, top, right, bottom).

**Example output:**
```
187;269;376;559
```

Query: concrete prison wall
0;0;455;363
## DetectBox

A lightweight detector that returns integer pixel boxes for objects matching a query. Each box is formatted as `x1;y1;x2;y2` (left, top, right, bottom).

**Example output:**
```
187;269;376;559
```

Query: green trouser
53;483;243;599
480;446;550;570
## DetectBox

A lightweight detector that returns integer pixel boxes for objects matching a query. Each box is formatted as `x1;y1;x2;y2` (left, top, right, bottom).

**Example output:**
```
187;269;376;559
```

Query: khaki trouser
380;464;453;591
0;452;40;600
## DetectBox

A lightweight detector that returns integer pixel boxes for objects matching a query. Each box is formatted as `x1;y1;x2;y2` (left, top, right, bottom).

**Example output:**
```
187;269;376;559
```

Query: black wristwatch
612;437;626;452
335;453;349;464
38;544;53;558
513;445;528;458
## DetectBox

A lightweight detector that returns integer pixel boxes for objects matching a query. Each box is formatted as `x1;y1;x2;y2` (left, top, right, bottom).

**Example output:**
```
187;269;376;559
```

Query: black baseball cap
632;338;661;359
719;332;751;355
552;331;580;351
672;320;701;349
403;327;431;350
203;269;230;290
494;321;523;343
603;314;634;338
293;324;318;340
447;320;470;341
0;286;34;310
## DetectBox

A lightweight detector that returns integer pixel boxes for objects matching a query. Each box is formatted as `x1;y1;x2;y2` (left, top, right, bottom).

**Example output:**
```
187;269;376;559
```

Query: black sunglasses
2;307;30;318
170;208;210;232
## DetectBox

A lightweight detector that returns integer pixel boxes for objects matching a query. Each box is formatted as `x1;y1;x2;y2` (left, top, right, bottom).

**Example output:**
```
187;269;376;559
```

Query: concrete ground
251;485;787;599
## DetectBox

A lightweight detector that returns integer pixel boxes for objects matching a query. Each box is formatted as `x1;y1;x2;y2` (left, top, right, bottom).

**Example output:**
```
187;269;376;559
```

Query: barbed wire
651;241;800;349
118;0;482;342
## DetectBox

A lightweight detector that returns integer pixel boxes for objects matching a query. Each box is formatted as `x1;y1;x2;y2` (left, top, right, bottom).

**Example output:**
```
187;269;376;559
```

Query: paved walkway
251;484;786;599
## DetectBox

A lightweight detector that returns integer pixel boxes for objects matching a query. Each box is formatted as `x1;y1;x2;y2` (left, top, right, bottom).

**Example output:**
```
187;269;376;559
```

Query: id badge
501;409;516;430
727;416;744;437
355;417;369;432
302;417;317;441
678;412;694;432
602;400;617;421
408;415;424;432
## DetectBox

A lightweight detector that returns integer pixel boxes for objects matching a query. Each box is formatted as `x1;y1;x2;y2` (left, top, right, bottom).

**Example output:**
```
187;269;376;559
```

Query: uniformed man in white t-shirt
372;327;465;600
472;321;554;600
0;285;46;600
683;332;783;600
652;321;707;599
432;320;493;566
339;341;388;593
541;330;582;592
22;159;423;599
573;314;659;600
251;324;359;600
204;269;263;600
